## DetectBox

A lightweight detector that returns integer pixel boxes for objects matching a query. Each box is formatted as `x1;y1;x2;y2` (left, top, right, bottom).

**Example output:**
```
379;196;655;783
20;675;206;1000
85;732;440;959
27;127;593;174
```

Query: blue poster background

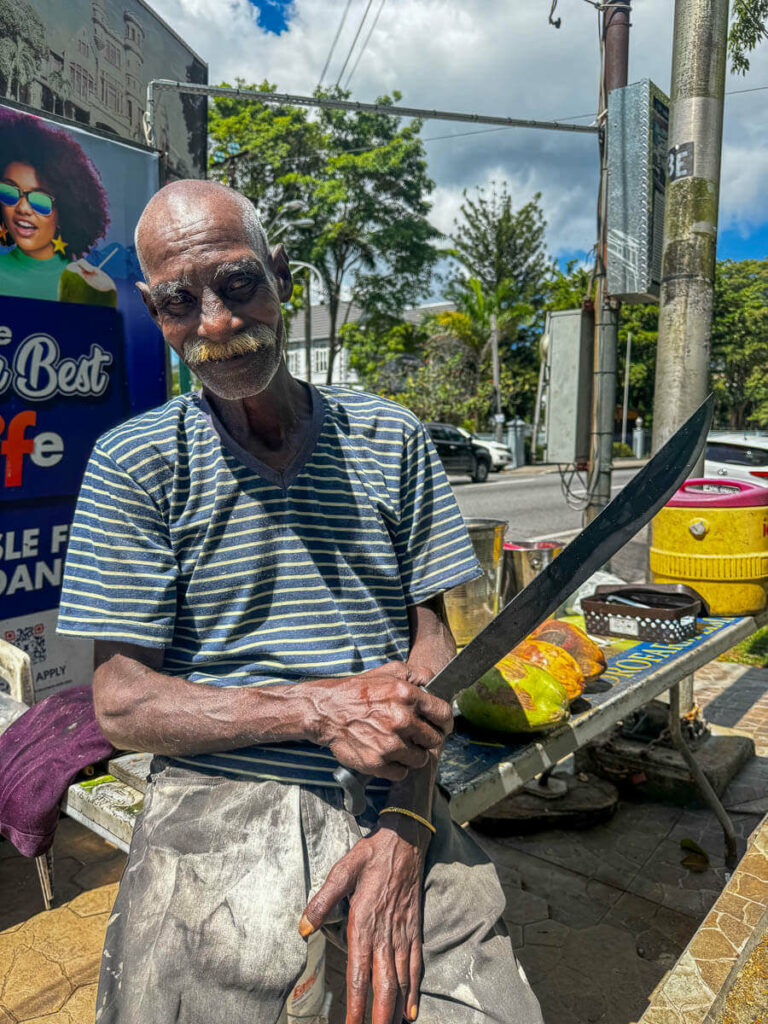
0;105;166;622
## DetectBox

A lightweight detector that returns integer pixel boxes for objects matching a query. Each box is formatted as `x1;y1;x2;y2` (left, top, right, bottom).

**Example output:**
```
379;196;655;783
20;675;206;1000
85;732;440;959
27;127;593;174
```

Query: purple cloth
0;685;115;857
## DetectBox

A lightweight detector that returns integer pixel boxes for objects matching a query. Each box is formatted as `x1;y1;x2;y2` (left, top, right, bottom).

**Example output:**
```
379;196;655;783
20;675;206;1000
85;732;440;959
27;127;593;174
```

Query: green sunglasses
0;182;56;216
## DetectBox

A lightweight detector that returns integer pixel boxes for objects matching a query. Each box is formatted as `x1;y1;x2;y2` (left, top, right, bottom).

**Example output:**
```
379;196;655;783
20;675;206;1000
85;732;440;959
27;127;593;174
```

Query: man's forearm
94;653;319;754
383;593;456;827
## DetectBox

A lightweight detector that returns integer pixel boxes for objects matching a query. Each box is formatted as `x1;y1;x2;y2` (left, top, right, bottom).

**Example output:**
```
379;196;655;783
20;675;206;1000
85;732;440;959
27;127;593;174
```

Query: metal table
439;611;768;869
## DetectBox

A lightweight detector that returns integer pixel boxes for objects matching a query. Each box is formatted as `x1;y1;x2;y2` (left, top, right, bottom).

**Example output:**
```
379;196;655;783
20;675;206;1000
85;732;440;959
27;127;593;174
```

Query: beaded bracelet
378;806;436;835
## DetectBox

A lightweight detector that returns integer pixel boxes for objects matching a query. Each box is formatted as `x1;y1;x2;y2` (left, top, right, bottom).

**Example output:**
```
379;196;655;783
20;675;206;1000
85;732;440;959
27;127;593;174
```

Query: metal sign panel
607;79;670;303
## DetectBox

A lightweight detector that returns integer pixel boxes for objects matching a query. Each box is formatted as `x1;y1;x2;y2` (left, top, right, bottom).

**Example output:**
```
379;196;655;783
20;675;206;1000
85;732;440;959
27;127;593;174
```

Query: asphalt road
450;466;640;541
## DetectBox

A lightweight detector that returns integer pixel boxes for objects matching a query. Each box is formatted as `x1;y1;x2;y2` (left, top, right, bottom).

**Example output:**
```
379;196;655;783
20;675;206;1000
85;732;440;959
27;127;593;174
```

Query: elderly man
58;180;543;1024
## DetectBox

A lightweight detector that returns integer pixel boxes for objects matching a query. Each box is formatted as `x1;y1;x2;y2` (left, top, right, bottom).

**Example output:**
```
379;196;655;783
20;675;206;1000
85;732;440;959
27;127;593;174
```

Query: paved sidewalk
1;662;766;1024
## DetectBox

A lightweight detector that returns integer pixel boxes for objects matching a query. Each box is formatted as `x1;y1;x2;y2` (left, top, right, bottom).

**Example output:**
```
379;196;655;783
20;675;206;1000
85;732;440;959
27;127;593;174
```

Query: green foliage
612;442;633;458
343;319;427;393
618;302;659;422
728;0;768;74
208;82;441;383
450;184;554;302
545;261;591;311
710;258;768;428
0;0;47;100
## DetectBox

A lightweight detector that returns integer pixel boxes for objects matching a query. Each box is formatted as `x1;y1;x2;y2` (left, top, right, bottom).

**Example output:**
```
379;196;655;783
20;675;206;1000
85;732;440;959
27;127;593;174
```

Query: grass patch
718;625;768;667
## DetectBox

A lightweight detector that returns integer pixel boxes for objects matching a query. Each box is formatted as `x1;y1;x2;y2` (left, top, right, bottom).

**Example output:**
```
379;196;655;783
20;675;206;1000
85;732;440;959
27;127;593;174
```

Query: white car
704;432;768;487
456;427;513;472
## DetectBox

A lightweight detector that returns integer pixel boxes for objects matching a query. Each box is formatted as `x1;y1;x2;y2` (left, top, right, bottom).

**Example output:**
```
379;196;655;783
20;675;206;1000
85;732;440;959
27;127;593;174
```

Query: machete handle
334;766;372;815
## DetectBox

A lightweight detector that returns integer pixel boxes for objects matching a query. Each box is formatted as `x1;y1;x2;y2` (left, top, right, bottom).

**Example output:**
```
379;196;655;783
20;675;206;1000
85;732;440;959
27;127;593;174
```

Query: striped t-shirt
58;384;482;787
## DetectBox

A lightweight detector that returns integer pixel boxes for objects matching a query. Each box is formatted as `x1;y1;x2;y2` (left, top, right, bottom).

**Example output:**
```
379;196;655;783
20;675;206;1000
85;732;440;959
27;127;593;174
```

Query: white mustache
184;324;276;365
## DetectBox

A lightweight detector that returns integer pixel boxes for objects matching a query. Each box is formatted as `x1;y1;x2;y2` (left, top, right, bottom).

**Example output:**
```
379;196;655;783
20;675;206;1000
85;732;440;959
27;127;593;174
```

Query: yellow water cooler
650;479;768;616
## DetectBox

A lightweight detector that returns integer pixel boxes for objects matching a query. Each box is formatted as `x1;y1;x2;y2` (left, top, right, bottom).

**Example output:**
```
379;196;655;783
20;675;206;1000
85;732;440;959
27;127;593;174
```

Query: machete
334;394;714;814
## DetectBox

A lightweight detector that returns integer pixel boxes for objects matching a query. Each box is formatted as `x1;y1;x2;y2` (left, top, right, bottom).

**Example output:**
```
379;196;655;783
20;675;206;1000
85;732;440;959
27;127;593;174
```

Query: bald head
135;179;269;283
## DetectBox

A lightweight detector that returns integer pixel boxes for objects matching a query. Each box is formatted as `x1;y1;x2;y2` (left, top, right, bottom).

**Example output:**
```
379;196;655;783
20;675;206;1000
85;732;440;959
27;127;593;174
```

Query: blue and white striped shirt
58;384;481;786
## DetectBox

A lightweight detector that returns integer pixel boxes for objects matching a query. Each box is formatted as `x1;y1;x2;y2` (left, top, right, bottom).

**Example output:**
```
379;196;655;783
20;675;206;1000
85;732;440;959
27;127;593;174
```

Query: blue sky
247;0;293;34
151;0;768;269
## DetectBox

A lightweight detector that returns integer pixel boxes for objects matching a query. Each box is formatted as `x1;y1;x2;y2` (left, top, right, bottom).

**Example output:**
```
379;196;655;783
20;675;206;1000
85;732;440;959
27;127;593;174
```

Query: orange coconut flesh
514;638;585;700
528;619;607;684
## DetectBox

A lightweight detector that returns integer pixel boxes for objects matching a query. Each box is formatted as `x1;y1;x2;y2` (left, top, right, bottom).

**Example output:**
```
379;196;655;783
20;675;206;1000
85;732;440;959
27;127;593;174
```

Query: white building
286;301;454;388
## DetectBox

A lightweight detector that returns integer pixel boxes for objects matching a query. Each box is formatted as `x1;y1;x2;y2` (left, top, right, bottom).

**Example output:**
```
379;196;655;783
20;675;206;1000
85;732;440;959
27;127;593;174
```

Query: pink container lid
666;478;768;508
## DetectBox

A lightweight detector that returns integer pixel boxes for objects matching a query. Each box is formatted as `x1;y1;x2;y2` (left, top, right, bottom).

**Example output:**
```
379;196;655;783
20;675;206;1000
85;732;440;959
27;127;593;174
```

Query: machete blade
425;393;714;702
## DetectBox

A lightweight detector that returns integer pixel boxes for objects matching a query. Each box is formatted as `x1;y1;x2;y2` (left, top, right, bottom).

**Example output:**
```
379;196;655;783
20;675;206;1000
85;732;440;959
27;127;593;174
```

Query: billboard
0;103;165;700
0;0;208;180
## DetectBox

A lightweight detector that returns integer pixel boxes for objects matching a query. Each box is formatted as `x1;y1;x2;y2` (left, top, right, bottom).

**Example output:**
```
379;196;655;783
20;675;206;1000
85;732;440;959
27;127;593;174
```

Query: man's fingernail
298;915;315;938
409;1004;418;1020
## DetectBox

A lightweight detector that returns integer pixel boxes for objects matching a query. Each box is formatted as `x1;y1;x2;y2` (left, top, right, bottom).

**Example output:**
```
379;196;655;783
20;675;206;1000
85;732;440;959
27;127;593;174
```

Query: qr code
5;624;47;665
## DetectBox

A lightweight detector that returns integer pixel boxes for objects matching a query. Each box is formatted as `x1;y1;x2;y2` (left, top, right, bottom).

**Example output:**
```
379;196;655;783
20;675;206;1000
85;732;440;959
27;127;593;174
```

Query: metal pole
622;331;632;446
304;268;312;382
143;80;599;150
586;0;630;523
651;0;728;471
531;323;549;466
491;312;503;443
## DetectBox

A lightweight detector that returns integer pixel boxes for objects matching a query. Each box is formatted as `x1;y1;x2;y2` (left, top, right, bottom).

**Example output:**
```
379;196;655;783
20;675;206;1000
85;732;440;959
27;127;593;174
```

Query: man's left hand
299;817;429;1024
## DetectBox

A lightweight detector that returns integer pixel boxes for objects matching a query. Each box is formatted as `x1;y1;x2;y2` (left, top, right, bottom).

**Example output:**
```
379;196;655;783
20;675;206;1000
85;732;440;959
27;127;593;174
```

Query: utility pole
491;312;503;443
651;0;728;469
586;0;630;522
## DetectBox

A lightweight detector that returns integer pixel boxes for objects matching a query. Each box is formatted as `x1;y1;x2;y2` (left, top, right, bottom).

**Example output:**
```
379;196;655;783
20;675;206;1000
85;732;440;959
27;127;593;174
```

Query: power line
318;0;354;87
336;0;375;87
344;0;387;89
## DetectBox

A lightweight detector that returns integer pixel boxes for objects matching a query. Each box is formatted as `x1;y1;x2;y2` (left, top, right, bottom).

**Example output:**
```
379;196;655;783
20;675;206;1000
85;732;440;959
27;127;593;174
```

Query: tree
208;83;441;383
710;258;768;428
450;184;553;303
0;0;46;101
729;0;768;74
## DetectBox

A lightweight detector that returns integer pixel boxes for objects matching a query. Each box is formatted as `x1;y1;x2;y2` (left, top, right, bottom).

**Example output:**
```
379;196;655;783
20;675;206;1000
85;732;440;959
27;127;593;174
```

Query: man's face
138;198;292;400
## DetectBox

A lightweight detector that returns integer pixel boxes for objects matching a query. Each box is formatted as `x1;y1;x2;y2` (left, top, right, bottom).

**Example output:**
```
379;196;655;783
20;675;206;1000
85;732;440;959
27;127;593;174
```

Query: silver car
456;427;513;472
704;432;768;487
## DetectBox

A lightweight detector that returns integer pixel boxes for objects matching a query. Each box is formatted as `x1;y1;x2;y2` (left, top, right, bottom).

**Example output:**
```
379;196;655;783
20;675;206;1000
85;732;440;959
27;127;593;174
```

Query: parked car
425;422;492;482
704;432;768;487
455;427;513;472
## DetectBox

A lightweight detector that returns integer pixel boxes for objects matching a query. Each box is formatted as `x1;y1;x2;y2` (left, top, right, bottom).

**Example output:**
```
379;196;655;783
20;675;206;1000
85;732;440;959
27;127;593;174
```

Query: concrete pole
651;0;728;470
586;0;629;522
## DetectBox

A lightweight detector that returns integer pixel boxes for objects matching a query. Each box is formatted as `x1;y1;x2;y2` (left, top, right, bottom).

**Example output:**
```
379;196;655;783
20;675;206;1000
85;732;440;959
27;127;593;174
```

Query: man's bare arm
92;640;451;782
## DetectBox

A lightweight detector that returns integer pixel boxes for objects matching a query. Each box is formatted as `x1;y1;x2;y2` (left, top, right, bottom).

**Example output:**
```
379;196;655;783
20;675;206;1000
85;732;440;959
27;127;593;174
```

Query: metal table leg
668;682;738;874
34;848;54;910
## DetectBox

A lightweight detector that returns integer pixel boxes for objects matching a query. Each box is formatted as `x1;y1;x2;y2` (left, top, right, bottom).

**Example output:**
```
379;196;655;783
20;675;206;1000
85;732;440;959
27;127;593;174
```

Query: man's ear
270;243;293;303
136;281;159;322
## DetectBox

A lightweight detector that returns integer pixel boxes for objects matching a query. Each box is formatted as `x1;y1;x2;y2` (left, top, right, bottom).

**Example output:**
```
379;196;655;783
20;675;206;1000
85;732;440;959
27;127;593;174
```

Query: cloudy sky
150;0;768;268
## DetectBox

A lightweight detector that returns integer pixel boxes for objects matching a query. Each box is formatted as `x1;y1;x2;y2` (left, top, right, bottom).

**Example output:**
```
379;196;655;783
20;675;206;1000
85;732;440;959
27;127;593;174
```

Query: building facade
0;0;207;178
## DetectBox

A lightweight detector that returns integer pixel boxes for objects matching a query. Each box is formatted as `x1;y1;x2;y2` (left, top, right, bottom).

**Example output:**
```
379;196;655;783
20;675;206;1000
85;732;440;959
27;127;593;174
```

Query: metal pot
501;540;564;605
444;518;507;647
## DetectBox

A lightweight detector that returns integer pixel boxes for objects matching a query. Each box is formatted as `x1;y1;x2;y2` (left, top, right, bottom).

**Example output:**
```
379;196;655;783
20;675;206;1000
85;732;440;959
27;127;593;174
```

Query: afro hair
0;107;110;258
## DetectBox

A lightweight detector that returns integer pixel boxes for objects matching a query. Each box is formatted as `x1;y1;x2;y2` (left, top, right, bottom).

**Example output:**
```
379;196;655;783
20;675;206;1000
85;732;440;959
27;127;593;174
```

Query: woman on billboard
0;108;116;305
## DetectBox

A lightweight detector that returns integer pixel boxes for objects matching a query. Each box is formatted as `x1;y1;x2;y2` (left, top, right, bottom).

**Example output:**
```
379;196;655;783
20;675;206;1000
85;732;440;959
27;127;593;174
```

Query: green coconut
456;653;570;734
58;261;118;307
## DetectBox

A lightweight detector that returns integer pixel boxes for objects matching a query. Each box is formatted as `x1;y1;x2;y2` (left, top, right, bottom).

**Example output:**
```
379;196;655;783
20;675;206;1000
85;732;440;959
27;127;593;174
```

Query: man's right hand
305;662;453;781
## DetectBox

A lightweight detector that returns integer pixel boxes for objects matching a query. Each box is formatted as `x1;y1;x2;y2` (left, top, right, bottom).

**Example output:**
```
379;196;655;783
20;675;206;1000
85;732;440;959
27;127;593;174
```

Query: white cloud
150;0;768;258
